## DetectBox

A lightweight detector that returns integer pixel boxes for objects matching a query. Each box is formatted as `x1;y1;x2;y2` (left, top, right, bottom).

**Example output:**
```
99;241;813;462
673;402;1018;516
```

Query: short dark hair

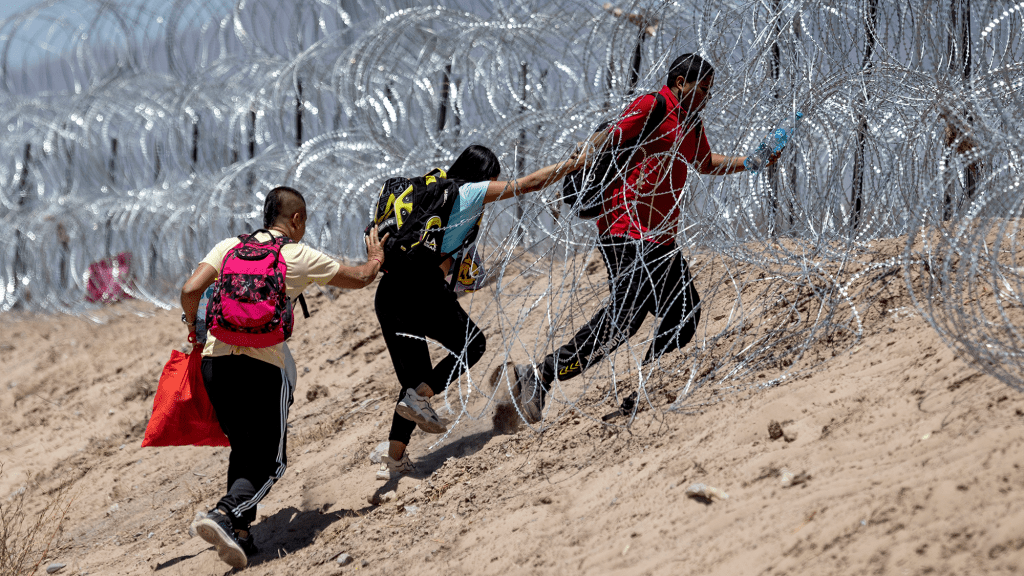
263;186;306;228
447;144;501;182
667;53;715;87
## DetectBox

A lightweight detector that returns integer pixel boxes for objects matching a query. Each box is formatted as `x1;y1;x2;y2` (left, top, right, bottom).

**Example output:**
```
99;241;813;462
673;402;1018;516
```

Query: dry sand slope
2;245;1024;576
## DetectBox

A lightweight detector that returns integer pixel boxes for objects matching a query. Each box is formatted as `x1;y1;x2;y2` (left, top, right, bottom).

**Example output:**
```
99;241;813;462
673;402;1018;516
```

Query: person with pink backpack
178;186;386;569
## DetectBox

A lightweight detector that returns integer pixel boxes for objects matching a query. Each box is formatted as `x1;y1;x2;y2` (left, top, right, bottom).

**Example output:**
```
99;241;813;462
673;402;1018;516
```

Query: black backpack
365;168;477;273
561;93;668;219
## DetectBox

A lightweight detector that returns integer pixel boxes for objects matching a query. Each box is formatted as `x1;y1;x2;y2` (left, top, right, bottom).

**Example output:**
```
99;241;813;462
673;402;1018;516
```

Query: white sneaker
395;388;448;434
376;453;415;481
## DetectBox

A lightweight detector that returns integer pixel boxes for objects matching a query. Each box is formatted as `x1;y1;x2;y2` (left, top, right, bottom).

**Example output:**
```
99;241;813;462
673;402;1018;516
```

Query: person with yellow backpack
369;144;584;479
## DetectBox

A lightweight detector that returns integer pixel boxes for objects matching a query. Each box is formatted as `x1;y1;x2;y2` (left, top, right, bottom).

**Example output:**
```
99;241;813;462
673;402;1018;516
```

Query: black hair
447;144;501;182
667;53;715;87
263;186;306;228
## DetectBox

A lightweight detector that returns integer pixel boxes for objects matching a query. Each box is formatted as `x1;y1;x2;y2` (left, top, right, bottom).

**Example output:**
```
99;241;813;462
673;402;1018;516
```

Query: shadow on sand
367;427;498;503
158;423;502;571
247;503;376;566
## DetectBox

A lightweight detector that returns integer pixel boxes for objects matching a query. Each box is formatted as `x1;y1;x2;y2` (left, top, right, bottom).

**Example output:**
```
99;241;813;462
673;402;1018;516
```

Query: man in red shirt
513;53;760;423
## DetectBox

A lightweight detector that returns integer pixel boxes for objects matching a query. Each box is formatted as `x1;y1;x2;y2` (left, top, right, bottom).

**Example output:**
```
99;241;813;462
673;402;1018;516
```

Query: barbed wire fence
0;0;1021;429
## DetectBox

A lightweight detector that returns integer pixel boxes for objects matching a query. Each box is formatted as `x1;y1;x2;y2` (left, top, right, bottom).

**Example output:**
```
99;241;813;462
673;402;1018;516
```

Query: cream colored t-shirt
200;230;340;369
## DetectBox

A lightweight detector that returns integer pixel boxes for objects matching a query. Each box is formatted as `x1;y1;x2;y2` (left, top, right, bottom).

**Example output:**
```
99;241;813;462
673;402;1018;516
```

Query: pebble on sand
684;483;729;501
45;563;66;574
336;553;353;566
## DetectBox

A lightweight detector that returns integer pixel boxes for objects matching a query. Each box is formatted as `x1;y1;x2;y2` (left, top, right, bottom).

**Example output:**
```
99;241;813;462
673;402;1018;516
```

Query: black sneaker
513;364;546;424
195;509;250;569
235;528;259;558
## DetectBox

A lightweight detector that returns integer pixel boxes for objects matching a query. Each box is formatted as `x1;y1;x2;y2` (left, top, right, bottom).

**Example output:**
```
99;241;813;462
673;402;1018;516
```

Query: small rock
336;553;353;566
405;505;419;516
783;430;798;443
781;470;812;487
768;420;783;440
45;563;66;574
106;503;119;516
368;441;390;464
361;560;369;567
367;489;398;506
306;383;329;402
684;483;729;501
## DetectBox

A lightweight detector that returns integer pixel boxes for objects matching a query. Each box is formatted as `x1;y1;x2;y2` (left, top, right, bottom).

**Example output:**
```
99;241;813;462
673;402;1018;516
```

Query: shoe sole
513;366;543;424
395;403;448;434
188;511;208;538
195;519;248;569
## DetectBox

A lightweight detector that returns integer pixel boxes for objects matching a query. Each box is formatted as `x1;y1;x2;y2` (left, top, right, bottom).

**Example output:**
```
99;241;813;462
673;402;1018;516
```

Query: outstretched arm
697;153;748;175
327;226;388;288
483;153;589;204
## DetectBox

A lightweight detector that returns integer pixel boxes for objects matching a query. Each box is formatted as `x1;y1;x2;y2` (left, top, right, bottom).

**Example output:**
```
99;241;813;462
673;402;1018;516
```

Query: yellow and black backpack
365;168;473;274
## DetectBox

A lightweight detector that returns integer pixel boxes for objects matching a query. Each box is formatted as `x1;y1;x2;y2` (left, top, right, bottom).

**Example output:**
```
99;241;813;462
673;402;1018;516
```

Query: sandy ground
2;240;1024;576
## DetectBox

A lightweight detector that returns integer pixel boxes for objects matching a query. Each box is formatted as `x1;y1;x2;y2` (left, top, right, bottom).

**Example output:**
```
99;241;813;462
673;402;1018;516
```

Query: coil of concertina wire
1;0;1022;423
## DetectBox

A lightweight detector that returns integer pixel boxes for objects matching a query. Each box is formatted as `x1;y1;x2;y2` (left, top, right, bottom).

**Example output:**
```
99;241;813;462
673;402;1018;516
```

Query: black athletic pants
539;236;701;384
375;266;486;445
202;354;291;530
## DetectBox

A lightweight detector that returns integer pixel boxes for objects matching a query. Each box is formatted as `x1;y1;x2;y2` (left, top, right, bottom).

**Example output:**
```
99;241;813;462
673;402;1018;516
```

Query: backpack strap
612;92;669;169
634;92;668;149
239;228;293;245
295;293;310;319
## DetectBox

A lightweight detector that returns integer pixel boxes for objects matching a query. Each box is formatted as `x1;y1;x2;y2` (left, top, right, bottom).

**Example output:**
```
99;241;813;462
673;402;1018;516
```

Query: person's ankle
387;441;406;462
539;369;552;388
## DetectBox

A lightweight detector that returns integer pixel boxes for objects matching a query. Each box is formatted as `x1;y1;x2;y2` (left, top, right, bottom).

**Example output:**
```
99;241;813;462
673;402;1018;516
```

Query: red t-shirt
597;85;711;245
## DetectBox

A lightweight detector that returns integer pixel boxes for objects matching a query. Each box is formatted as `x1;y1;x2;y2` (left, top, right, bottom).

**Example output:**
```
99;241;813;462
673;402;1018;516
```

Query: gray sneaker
513;364;546;424
376;453;416;481
396;388;448;434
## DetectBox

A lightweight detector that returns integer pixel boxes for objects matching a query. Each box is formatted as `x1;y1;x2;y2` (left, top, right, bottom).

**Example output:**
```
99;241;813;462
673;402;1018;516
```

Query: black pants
202;354;291;530
540;236;701;384
375;266;486;445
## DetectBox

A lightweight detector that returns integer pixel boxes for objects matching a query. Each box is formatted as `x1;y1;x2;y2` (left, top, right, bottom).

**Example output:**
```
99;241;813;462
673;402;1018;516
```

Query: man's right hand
365;225;387;264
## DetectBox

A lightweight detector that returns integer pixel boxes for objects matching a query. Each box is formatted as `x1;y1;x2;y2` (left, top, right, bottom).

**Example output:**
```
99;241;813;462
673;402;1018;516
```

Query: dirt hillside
2;243;1023;576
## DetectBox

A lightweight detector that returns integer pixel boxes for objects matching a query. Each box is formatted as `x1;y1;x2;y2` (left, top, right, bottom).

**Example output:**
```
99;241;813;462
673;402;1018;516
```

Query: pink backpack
206;230;294;348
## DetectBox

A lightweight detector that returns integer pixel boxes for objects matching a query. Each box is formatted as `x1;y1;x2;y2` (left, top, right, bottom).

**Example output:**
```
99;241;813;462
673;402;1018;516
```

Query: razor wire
0;0;1022;430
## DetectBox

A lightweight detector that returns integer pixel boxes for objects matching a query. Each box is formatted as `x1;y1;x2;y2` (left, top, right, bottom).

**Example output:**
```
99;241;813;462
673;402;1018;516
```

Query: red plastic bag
142;338;229;447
